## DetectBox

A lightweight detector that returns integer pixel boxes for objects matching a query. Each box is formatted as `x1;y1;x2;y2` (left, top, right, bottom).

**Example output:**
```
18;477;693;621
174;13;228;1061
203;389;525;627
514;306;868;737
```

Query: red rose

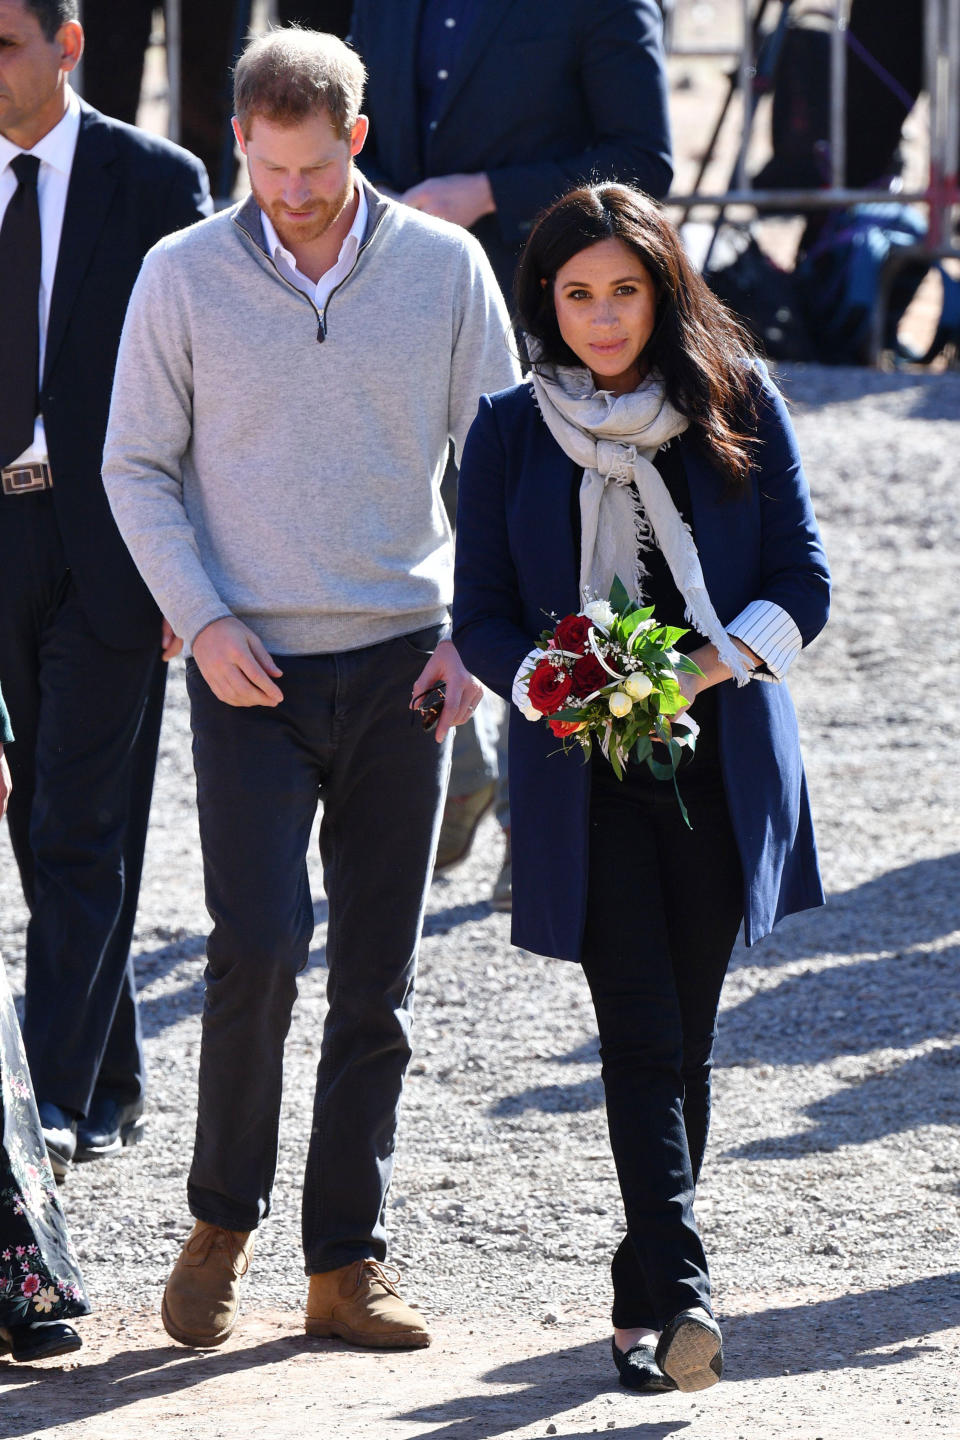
571;653;611;696
527;660;573;715
548;718;584;738
554;613;591;655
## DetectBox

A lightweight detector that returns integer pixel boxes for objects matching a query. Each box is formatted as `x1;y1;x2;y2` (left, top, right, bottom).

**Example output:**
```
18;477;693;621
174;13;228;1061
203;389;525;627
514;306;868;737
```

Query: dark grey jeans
184;625;450;1273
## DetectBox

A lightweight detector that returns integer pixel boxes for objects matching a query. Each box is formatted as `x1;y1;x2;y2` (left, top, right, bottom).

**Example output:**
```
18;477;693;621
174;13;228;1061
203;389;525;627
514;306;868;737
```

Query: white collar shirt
0;85;81;465
260;183;367;314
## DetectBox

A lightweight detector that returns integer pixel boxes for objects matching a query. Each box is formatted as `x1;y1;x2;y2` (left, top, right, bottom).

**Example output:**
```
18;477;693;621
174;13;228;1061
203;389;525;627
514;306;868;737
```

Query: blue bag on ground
796;203;960;365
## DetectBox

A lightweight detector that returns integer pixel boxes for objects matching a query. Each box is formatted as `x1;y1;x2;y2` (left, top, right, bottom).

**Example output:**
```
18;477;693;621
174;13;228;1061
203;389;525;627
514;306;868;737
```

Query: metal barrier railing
666;0;960;362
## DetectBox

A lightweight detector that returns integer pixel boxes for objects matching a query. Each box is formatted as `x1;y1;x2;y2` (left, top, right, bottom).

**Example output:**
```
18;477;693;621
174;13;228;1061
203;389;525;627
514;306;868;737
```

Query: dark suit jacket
37;101;210;650
453;370;831;962
350;0;673;296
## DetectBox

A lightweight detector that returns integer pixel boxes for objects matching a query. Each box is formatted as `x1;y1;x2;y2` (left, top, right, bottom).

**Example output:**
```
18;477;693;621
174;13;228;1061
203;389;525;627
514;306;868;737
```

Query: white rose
624;673;653;701
582;599;615;631
608;690;633;718
520;701;543;721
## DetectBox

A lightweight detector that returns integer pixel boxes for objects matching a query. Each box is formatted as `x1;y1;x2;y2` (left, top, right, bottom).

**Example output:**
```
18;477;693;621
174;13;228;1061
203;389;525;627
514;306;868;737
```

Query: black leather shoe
37;1102;78;1181
75;1095;145;1162
0;1321;83;1362
612;1336;676;1393
655;1308;723;1392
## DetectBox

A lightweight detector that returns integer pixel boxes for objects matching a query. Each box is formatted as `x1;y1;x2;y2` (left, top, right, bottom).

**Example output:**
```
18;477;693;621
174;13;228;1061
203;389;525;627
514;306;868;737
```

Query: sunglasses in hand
412;682;446;733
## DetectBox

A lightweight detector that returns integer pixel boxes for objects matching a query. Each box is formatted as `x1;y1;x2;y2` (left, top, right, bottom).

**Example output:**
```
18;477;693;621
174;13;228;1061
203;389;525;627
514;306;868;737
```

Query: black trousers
0;491;162;1115
183;626;450;1272
580;743;743;1330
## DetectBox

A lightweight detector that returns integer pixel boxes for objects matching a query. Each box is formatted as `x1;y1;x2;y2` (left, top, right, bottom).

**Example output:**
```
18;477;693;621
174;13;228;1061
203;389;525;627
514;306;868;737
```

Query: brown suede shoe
161;1220;254;1348
305;1260;431;1349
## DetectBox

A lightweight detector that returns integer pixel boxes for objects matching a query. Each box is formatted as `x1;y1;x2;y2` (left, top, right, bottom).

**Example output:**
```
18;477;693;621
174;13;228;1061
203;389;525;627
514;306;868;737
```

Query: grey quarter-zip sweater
102;178;519;654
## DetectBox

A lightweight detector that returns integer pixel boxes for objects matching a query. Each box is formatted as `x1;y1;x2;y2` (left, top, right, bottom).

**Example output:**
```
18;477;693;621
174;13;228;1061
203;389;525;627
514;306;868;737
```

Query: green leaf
647;757;676;781
609;576;631;614
633;734;653;765
673;654;706;677
659;625;688;647
621;609;653;640
608;744;624;781
619;719;641;752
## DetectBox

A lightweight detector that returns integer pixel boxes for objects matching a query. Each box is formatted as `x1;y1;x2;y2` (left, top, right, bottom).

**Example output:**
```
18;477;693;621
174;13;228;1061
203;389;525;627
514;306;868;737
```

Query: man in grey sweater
103;28;518;1351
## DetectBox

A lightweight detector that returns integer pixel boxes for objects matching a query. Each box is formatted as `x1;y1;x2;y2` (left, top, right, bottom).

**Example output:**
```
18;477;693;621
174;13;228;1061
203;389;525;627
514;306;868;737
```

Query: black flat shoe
655;1308;723;1392
75;1095;145;1162
37;1102;78;1180
611;1336;676;1393
0;1321;83;1362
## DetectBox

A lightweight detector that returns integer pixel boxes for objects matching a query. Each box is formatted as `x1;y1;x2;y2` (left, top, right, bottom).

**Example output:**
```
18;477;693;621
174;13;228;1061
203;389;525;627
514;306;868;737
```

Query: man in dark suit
0;0;210;1178
350;0;673;298
350;0;673;900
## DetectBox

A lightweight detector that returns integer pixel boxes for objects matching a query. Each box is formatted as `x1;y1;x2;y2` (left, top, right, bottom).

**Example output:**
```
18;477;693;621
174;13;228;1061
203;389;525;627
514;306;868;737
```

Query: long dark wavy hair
514;183;760;491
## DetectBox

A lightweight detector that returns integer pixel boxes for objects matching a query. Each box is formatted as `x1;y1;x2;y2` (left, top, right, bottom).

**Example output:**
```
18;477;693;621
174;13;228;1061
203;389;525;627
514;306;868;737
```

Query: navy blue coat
350;0;673;296
452;373;831;962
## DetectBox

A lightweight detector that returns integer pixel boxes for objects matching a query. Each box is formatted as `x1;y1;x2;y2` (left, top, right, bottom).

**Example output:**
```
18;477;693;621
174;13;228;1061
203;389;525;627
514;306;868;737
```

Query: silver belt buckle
1;462;53;495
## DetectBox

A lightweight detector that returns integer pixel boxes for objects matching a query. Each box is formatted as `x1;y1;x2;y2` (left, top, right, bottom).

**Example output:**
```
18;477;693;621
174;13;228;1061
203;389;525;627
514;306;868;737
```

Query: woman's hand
661;638;761;729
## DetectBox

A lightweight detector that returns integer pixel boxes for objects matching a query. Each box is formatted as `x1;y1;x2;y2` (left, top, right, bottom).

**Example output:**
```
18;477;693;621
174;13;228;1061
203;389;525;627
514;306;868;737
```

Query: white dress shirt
0;86;81;466
727;598;802;681
260;183;368;312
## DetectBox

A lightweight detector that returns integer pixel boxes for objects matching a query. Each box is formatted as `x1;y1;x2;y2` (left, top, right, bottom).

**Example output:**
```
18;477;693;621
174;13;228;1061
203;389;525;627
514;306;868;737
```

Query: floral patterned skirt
0;959;90;1326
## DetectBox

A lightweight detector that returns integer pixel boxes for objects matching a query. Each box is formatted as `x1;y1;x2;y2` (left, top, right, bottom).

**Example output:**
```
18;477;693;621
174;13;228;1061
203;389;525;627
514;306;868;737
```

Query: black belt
1;461;53;496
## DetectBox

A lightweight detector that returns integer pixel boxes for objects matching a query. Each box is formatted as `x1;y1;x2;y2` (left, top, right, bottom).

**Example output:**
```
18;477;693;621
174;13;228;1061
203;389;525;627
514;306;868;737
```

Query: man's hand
192;617;284;708
161;617;184;661
400;173;495;229
411;639;483;744
0;744;11;819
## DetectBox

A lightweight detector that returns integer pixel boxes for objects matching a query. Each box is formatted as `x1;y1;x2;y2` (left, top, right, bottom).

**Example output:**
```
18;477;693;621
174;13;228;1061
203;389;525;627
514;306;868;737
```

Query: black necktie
0;153;42;470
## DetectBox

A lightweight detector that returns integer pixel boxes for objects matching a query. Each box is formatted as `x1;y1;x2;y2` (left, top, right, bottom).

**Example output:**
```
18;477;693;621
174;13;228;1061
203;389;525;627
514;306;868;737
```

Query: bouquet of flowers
516;578;705;825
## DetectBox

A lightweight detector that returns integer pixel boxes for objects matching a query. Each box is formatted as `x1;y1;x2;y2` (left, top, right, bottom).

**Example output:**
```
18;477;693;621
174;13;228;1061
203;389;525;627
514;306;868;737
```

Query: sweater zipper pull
317;310;327;343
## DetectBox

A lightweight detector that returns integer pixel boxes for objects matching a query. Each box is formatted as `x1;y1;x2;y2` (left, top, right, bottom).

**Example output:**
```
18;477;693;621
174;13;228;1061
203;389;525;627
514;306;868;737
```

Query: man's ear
231;117;247;156
57;20;84;74
349;115;369;158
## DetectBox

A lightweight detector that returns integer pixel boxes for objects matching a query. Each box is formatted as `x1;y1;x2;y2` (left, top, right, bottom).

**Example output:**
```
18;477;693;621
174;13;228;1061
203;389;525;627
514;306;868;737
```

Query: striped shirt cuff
727;600;802;683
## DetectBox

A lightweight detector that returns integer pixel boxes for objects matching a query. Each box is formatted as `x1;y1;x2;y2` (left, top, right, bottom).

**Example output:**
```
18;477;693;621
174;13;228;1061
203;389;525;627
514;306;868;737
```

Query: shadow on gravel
722;1272;960;1382
0;1333;693;1440
423;899;499;936
489;1076;604;1117
719;942;959;1068
0;1334;316;1435
729;853;960;976
728;1042;960;1158
395;1338;691;1440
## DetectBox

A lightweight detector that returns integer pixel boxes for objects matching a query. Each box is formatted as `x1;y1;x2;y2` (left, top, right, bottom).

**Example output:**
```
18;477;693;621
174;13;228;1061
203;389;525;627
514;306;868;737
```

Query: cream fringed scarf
529;360;754;685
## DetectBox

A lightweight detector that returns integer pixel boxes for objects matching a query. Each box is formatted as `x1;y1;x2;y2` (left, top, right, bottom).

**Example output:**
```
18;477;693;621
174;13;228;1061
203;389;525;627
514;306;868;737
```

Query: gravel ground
1;364;958;1439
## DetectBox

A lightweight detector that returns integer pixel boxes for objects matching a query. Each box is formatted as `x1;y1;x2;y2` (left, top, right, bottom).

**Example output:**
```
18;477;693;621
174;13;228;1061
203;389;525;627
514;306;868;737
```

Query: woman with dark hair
453;184;829;1394
0;684;89;1363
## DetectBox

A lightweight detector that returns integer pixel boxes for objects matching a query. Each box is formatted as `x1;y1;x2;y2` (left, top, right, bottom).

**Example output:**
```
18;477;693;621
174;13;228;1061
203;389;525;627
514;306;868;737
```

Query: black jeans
0;490;161;1114
184;626;450;1273
581;743;743;1330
